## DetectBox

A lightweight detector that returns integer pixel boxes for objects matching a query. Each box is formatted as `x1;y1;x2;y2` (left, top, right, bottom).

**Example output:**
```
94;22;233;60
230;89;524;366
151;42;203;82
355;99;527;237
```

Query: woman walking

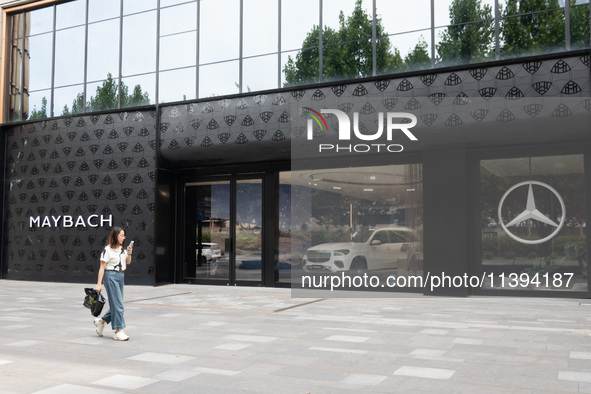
94;226;133;341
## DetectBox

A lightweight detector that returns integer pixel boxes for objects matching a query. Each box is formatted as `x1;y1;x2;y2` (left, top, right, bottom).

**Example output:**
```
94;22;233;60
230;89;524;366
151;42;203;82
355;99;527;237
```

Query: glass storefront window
55;0;85;30
243;0;278;57
122;11;157;76
243;54;278;92
159;67;196;103
199;61;239;98
160;2;197;36
571;1;591;49
27;32;52;91
87;19;120;83
28;7;53;36
480;155;586;292
27;89;51;120
281;0;319;52
160;32;197;71
54;26;85;87
88;0;120;23
53;84;84;116
501;3;566;58
123;0;157;15
288;164;424;290
378;0;430;35
121;74;155;108
199;0;240;64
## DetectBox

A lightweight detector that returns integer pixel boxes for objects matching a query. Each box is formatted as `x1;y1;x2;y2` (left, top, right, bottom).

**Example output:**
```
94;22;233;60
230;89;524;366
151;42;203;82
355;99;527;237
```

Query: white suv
196;243;222;266
303;227;420;273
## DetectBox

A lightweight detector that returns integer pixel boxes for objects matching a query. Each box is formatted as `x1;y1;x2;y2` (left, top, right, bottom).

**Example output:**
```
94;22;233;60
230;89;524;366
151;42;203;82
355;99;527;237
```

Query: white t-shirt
101;245;127;271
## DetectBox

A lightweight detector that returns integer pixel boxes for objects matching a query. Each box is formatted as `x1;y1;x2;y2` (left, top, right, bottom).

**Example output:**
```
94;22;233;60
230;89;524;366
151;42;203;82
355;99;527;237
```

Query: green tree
570;0;590;49
62;73;150;116
437;0;494;65
501;0;565;56
404;37;431;70
28;96;48;120
283;0;402;86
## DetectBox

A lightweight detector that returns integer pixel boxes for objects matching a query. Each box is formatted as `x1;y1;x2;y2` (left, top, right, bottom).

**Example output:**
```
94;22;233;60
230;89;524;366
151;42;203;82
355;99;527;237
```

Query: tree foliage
62;73;150;116
28;96;48;120
437;0;494;65
283;0;402;86
501;0;565;56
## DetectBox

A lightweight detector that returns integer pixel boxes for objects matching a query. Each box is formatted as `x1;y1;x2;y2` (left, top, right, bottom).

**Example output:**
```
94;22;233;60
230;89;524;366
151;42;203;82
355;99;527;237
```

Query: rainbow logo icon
303;107;328;131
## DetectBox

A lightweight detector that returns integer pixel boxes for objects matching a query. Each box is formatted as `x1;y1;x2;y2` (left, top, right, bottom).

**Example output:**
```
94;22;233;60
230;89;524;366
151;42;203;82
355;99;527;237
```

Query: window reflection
54;26;85;87
123;0;157;15
243;0;277;57
27;32;52;91
480;155;586;292
27;89;50;120
55;0;85;30
28;7;53;36
160;32;197;71
199;0;240;64
199;61;239;97
289;165;424;289
243;55;278;92
87;20;120;83
501;7;565;57
122;11;157;76
121;74;155;107
281;0;319;52
53;84;84;116
88;0;120;23
377;0;430;35
570;2;590;49
160;2;197;36
159;67;196;103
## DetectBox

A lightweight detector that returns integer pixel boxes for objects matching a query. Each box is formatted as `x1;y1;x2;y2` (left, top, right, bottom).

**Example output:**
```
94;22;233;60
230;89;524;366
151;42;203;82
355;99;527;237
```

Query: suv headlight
333;249;350;256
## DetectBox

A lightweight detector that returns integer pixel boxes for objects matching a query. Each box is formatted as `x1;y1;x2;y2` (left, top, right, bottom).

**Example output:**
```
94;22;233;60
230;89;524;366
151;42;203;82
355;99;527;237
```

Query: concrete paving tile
127;352;195;364
152;369;201;382
92;374;160;390
340;373;388;386
215;342;252;350
393;366;456;380
558;370;591;383
223;334;278;343
324;335;370;343
308;346;367;354
193;367;241;376
32;384;122;394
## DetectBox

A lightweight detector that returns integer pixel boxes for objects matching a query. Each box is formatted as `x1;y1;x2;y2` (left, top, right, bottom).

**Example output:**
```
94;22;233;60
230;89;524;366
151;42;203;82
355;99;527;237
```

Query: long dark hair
106;226;125;248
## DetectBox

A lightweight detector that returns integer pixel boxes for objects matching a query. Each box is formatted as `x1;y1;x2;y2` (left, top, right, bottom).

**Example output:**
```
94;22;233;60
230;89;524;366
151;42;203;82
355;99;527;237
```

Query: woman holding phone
93;226;133;341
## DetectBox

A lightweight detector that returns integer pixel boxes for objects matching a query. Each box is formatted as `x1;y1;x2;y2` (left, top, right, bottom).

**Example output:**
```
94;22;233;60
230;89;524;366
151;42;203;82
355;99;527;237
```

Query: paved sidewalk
1;280;591;393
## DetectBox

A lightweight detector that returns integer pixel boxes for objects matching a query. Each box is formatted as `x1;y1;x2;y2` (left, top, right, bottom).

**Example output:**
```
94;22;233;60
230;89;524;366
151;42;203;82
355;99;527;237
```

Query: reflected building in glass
0;0;590;297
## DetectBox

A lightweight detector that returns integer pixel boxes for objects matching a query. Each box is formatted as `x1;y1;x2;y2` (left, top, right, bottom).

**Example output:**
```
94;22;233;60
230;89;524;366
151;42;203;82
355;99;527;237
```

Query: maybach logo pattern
159;55;590;164
5;111;157;283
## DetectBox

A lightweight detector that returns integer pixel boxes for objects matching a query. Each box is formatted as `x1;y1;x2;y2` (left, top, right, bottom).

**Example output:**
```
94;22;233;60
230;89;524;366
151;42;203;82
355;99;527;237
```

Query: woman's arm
96;260;107;292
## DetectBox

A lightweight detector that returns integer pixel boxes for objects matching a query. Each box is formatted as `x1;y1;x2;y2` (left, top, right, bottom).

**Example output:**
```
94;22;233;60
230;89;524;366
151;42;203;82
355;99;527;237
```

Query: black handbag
83;288;106;317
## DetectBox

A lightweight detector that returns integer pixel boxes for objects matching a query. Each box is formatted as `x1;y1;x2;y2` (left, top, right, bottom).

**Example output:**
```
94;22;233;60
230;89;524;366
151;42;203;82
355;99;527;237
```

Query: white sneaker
113;330;129;341
93;318;105;337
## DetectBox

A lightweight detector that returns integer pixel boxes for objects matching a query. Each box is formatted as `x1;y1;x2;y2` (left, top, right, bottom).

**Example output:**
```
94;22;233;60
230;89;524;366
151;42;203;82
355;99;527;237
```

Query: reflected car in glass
302;226;420;273
196;242;222;266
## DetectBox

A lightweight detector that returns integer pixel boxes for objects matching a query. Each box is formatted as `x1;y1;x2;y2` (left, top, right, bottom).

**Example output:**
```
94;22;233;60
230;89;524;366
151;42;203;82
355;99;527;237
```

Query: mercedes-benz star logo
498;181;565;245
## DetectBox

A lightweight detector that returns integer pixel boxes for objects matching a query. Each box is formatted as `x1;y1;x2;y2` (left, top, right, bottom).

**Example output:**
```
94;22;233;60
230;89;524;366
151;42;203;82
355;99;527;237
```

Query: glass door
234;179;263;282
184;177;263;285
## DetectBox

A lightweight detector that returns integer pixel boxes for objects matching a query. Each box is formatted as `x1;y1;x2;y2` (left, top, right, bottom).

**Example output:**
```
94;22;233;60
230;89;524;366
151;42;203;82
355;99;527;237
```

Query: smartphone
129;241;134;247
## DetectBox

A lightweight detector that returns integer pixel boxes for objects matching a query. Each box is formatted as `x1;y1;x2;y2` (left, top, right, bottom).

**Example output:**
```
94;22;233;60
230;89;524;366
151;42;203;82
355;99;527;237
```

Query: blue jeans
102;270;126;331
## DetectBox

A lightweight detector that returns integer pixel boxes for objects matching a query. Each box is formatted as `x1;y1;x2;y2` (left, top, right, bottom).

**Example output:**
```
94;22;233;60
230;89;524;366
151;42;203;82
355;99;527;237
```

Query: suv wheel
349;257;367;275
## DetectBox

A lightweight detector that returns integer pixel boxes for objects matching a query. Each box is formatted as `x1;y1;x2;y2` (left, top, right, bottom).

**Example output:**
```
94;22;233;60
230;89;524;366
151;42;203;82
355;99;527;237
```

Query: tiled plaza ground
1;279;591;393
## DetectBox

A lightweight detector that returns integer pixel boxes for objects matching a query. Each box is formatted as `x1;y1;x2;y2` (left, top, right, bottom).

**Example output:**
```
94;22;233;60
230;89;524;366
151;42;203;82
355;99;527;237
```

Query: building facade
1;0;590;297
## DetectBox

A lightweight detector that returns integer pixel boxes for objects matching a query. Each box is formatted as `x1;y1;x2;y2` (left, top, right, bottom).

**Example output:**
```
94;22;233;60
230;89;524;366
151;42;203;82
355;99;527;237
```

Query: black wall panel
3;111;157;285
